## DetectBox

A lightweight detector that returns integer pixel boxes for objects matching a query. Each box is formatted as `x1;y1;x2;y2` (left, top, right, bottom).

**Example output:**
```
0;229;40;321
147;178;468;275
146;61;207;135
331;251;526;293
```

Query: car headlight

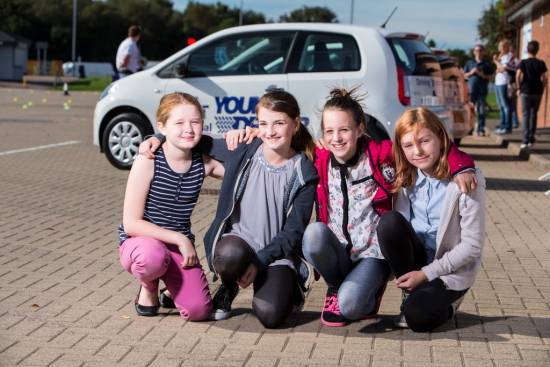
99;83;117;101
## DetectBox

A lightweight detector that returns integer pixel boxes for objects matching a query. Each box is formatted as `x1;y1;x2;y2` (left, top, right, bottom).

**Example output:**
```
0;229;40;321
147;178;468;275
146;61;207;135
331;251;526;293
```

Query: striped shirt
118;147;205;245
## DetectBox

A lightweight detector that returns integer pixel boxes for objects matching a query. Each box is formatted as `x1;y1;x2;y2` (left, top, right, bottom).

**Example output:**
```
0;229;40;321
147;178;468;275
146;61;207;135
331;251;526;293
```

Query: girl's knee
404;307;437;332
378;211;403;231
252;300;287;329
121;237;170;280
178;298;213;321
302;222;328;256
338;288;374;321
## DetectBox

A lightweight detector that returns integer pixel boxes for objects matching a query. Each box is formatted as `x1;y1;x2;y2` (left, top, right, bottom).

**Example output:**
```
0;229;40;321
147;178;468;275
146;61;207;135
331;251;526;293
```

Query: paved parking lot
1;88;550;367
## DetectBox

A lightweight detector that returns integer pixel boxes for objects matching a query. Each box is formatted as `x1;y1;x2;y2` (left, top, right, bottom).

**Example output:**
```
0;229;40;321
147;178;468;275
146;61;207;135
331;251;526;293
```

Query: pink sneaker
320;287;349;327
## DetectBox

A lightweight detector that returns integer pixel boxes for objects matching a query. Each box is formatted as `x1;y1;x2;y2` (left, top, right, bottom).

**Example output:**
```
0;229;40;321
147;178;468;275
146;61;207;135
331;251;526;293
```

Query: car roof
150;23;426;72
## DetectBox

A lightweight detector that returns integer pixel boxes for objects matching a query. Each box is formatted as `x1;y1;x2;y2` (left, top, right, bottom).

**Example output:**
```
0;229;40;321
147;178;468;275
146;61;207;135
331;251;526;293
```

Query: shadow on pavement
358;312;548;341
458;143;505;149
469;154;527;162
486;177;550;192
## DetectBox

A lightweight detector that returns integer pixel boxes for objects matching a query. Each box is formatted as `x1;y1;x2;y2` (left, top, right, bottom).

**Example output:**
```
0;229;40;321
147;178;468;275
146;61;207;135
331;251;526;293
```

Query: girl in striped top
119;92;224;319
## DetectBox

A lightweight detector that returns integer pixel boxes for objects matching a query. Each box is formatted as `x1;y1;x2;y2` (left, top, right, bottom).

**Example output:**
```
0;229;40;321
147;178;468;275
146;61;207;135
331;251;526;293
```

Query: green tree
446;48;469;68
279;6;338;23
182;1;265;40
477;0;515;57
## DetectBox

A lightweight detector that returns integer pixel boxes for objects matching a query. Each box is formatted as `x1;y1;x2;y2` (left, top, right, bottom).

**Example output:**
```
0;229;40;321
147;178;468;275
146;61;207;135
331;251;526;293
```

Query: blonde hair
392;107;451;191
498;39;510;52
156;92;203;126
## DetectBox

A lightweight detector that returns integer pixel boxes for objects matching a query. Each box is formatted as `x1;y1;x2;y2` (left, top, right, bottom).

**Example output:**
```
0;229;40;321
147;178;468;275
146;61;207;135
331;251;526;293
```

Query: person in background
464;45;493;137
493;39;516;135
508;45;520;129
116;25;142;78
516;40;548;149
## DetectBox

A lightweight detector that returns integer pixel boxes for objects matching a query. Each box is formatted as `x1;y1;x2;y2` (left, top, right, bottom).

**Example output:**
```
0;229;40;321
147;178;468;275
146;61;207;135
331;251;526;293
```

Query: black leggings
213;235;299;328
377;211;467;332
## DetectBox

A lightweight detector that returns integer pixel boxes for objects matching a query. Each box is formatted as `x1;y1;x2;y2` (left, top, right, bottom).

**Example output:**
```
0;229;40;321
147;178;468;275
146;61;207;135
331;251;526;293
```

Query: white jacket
394;170;486;291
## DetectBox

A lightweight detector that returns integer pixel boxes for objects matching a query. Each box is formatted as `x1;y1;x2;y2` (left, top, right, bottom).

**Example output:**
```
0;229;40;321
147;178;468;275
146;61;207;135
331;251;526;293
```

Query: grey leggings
302;222;390;320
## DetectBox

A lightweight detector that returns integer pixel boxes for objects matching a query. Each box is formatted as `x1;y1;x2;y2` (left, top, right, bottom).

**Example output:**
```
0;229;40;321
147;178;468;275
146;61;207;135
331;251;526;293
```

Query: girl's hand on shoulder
453;170;477;193
138;136;162;159
177;235;198;268
224;126;260;151
237;263;258;289
395;270;427;292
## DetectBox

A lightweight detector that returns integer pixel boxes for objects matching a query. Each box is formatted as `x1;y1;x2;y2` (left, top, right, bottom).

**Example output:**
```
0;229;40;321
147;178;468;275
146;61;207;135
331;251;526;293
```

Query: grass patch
486;91;498;120
53;76;112;92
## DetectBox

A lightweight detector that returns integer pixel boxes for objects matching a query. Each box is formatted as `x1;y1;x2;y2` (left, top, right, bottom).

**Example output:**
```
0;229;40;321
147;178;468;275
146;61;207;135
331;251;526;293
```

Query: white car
93;23;453;169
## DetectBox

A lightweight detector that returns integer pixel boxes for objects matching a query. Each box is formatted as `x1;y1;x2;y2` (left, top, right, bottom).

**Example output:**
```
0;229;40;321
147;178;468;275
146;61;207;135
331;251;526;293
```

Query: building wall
0;44;28;81
0;47;15;80
517;4;549;128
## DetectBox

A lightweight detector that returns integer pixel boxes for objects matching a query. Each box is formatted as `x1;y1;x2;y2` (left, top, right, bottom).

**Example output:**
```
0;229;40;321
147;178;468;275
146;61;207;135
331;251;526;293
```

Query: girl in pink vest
303;87;476;327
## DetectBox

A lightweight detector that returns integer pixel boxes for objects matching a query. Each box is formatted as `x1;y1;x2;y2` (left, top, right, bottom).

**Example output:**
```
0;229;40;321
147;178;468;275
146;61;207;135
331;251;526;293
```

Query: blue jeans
495;84;511;131
521;94;542;144
302;222;390;320
470;92;487;133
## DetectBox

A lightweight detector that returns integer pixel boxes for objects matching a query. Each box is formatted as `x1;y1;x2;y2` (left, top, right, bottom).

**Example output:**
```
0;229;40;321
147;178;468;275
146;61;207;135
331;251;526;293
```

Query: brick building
507;0;549;128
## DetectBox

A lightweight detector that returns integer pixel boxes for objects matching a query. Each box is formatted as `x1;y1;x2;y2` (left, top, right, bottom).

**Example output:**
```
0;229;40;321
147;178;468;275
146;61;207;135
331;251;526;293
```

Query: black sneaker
395;290;410;328
320;287;348;327
210;283;239;320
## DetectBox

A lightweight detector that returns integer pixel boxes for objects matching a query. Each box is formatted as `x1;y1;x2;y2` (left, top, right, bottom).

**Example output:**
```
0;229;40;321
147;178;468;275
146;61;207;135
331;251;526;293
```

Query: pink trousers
119;236;212;321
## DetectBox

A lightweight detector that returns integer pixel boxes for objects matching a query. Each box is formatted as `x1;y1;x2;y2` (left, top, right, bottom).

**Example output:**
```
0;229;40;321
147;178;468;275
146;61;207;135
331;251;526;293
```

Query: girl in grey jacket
377;107;485;332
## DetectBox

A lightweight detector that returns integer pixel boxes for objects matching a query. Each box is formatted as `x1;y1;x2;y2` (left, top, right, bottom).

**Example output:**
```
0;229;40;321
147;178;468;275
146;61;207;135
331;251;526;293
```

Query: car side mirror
175;62;187;78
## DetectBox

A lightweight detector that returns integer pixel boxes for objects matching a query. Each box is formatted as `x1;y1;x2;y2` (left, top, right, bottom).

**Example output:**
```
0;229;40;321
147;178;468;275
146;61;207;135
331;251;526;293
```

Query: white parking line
0;140;80;156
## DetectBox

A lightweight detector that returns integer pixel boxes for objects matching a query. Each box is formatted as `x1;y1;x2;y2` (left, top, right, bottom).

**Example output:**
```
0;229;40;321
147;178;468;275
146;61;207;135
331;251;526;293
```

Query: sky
172;0;495;50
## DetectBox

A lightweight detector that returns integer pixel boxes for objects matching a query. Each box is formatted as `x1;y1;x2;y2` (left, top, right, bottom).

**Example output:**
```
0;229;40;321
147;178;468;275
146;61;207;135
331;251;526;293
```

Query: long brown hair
392;107;451;191
256;90;315;161
156;92;204;126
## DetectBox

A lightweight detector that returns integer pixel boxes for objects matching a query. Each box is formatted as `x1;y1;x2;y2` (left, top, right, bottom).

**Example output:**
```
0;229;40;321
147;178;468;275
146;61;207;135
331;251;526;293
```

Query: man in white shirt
116;25;142;78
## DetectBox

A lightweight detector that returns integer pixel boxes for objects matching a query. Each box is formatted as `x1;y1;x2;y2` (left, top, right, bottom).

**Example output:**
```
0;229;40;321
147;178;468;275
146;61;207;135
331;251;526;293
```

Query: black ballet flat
134;287;159;317
159;288;176;309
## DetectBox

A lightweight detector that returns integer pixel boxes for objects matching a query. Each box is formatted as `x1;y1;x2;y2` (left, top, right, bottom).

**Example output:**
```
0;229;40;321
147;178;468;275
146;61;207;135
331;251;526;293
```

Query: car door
162;31;295;135
287;32;363;138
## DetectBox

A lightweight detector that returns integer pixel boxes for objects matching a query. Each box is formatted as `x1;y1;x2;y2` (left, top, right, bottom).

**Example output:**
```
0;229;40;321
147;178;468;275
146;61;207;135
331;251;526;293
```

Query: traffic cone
63;82;70;96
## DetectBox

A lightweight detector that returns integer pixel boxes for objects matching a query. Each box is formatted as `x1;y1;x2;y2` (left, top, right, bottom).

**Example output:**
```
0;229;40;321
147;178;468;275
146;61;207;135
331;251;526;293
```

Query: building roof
507;0;548;23
0;30;31;45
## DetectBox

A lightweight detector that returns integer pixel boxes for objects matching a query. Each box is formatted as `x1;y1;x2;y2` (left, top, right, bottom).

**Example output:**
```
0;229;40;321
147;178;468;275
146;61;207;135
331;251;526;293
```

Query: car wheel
365;115;390;142
102;112;153;169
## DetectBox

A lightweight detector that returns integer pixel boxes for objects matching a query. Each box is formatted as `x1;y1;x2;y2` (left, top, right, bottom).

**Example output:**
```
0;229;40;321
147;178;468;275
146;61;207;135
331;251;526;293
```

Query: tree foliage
0;0;265;62
477;0;515;57
279;6;338;23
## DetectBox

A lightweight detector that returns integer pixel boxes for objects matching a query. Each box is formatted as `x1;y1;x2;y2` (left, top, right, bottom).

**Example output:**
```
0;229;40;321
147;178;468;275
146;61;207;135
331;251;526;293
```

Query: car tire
365;115;390;142
102;112;153;170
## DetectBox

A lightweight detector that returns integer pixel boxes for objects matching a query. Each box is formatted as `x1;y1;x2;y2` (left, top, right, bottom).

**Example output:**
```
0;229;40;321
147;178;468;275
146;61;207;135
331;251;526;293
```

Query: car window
185;32;295;77
387;37;441;77
292;33;360;73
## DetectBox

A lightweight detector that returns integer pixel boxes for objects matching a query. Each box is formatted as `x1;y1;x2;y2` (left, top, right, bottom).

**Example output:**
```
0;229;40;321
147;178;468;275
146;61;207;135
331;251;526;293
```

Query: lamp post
239;0;244;26
71;0;77;76
350;0;354;24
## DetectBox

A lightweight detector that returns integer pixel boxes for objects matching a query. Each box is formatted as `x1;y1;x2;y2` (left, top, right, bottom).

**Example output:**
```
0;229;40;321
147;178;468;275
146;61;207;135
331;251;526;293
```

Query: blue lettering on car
212;96;310;132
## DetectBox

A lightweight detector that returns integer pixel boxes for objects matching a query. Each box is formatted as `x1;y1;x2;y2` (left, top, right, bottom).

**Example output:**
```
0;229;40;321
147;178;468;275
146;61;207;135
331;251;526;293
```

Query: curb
490;132;550;170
